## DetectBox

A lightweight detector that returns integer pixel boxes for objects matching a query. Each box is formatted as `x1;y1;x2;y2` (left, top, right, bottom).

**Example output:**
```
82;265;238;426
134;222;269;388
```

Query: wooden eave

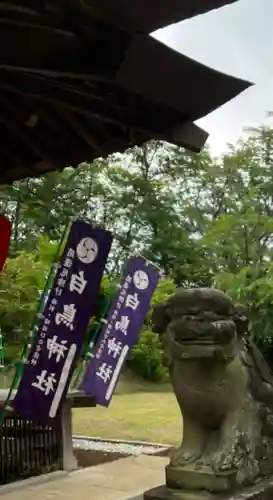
0;0;251;183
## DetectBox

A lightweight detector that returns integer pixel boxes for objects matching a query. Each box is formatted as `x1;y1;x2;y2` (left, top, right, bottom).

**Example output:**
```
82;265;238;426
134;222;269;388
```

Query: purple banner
14;221;113;425
80;257;160;406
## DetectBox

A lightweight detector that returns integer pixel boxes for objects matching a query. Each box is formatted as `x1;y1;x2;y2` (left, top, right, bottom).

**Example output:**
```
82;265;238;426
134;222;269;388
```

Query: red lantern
0;216;11;273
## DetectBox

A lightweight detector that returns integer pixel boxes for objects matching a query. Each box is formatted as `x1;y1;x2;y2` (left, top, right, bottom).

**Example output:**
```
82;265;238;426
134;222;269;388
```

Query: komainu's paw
171;444;202;466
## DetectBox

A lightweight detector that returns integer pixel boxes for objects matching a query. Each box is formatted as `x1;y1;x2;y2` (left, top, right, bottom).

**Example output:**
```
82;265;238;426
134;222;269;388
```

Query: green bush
128;329;169;382
2;343;22;366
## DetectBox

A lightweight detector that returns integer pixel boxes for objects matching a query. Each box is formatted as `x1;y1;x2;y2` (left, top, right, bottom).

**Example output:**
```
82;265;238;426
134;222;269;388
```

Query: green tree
0;249;48;343
3;122;273;375
203;125;273;364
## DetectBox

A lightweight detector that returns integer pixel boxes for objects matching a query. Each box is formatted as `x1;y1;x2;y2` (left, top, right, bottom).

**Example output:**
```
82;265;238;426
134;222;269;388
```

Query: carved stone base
166;465;237;492
143;477;273;500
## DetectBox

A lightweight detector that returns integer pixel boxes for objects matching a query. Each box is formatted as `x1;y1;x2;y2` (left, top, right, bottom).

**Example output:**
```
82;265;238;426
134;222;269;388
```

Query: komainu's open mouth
170;318;237;348
180;338;221;344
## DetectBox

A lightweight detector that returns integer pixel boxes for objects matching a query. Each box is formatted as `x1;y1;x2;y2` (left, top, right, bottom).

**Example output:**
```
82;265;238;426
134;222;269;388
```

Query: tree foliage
2;123;273;376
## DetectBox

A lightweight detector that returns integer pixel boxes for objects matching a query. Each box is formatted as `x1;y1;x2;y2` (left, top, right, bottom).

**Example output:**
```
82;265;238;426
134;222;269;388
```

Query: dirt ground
74;447;173;468
74;449;129;468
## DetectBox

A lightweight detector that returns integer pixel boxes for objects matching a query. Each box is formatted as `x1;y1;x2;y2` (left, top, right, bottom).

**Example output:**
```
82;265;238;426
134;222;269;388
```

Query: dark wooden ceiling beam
0;17;74;37
0;2;52;30
0;147;22;169
81;0;239;34
0;141;41;183
0;71;190;136
0;21;125;75
0;145;18;171
33;100;104;155
0;99;61;170
3;1;47;15
3;122;58;170
61;0;133;35
0;0;250;185
0;65;104;81
0;82;125;132
25;101;80;147
0;72;125;122
0;0;240;36
0;73;208;153
84;114;115;143
0;1;124;42
0;2;38;16
59;109;104;155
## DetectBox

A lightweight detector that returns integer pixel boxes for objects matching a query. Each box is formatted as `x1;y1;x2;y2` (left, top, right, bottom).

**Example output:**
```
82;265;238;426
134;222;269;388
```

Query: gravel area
73;439;173;469
72;436;171;457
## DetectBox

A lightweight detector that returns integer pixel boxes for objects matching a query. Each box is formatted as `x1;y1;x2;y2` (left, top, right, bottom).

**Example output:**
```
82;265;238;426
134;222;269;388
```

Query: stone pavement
0;455;169;500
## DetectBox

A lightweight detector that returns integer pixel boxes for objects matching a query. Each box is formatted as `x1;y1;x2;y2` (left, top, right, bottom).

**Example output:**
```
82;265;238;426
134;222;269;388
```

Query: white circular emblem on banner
76;238;98;264
133;270;149;290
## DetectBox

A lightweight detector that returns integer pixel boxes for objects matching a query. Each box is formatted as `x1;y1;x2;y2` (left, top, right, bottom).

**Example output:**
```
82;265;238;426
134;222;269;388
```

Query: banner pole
72;294;113;389
15;220;72;386
0;329;4;370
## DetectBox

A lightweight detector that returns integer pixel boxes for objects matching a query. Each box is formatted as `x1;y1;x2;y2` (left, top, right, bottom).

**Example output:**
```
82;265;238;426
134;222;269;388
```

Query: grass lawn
73;376;182;446
1;369;182;446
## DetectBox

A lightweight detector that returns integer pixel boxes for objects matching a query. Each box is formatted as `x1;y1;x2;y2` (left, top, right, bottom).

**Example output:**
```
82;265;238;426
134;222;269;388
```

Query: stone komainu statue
152;288;273;490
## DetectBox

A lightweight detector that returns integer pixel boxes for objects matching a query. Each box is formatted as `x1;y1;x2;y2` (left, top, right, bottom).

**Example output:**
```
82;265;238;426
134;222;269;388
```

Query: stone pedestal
144;477;273;500
165;465;237;493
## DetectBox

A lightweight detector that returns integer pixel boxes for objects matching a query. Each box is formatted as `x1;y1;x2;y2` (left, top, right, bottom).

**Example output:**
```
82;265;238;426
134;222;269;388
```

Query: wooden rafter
0;73;125;123
60;108;103;155
0;71;190;141
0;99;59;169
